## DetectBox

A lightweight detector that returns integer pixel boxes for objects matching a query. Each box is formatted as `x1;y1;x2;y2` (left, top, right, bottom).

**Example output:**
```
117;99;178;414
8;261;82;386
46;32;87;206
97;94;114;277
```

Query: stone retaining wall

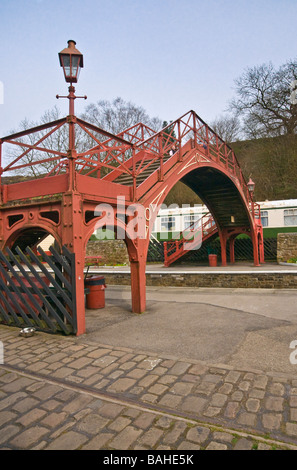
101;271;297;289
277;232;297;263
86;240;129;265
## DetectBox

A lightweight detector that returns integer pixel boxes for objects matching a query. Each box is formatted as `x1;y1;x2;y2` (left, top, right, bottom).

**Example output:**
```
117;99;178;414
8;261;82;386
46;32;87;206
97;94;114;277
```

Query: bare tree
229;59;297;139
210;114;241;143
5;98;162;178
81;96;162;135
4;106;71;177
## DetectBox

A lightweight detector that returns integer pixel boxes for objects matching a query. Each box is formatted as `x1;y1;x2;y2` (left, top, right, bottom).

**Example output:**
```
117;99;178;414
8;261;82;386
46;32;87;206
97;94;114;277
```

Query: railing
0;110;258;219
0;118;68;177
164;213;218;266
132;110;257;215
0;119;154;181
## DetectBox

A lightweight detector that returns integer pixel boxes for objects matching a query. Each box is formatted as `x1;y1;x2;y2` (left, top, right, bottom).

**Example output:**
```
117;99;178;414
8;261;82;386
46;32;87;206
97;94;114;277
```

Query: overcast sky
1;0;296;136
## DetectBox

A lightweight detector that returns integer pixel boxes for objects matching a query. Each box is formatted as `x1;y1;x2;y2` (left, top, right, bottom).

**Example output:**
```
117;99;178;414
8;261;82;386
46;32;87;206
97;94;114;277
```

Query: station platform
84;262;297;290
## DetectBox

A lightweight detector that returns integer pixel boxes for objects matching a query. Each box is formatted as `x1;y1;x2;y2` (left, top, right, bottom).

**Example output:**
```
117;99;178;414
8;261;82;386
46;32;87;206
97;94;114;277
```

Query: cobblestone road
1;326;297;450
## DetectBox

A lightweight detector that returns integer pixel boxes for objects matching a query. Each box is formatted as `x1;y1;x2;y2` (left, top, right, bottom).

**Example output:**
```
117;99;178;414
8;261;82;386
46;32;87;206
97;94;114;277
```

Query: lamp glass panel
61;55;71;78
71;56;80;78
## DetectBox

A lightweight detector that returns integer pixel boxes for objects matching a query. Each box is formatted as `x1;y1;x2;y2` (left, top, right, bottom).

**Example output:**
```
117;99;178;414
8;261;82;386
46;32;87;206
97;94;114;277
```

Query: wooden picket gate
0;245;78;335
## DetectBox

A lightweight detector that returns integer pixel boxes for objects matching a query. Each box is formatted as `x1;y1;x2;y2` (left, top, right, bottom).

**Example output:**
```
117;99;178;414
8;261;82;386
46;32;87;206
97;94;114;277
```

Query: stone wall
102;271;297;289
277;233;297;263
86;240;129;266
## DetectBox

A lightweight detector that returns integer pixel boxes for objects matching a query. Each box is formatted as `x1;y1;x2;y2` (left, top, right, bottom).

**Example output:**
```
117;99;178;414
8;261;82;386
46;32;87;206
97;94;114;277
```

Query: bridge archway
83;211;140;262
181;166;257;266
181;166;251;229
83;212;146;313
145;161;261;267
3;225;61;255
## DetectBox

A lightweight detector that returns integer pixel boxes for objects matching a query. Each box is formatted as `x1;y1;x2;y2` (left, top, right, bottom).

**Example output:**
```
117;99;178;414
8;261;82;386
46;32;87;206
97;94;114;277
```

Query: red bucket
208;254;217;267
84;276;106;309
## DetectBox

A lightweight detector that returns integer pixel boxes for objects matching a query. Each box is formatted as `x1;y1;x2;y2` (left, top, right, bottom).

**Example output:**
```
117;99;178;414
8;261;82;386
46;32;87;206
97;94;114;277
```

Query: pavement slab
1;285;297;451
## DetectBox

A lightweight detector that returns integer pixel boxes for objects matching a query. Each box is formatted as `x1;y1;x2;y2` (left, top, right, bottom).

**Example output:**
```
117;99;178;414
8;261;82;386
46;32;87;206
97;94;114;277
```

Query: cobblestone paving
1;326;297;450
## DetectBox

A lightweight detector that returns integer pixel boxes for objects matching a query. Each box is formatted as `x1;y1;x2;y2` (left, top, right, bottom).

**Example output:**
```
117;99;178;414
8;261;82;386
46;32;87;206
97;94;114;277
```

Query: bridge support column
251;230;260;267
219;230;228;267
130;258;146;313
258;228;265;264
62;191;86;336
128;239;147;314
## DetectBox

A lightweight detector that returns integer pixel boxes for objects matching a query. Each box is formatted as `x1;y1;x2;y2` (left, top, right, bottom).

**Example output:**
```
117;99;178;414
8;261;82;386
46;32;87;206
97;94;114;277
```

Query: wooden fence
0;245;77;335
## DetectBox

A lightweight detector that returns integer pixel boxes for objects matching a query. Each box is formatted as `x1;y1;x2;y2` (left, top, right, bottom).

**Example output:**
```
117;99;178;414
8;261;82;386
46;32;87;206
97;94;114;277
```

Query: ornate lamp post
247;177;255;219
56;41;88;335
57;40;87;119
247;177;255;196
56;40;87;171
58;39;84;84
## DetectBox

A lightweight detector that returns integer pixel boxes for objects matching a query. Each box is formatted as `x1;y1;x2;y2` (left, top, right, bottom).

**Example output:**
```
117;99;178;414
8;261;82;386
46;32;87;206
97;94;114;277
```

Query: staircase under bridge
163;213;218;267
0;110;264;335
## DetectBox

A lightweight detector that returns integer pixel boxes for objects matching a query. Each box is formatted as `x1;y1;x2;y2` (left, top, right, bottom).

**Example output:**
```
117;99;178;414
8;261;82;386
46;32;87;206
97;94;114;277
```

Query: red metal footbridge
0;41;264;335
0;109;264;335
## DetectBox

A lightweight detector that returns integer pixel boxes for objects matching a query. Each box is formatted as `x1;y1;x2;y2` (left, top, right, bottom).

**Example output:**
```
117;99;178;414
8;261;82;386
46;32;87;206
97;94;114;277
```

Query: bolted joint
67;149;77;159
67;115;77;123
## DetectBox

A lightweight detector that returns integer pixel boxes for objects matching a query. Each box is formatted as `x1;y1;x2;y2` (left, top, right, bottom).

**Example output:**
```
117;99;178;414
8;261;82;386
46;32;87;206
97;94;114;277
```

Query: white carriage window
284;209;297;226
161;216;176;231
260;211;269;227
184;214;199;229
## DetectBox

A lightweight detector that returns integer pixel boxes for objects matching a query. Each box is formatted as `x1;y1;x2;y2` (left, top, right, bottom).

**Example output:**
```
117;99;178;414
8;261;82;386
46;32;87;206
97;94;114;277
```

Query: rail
164;213;218;266
0;110;258;218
